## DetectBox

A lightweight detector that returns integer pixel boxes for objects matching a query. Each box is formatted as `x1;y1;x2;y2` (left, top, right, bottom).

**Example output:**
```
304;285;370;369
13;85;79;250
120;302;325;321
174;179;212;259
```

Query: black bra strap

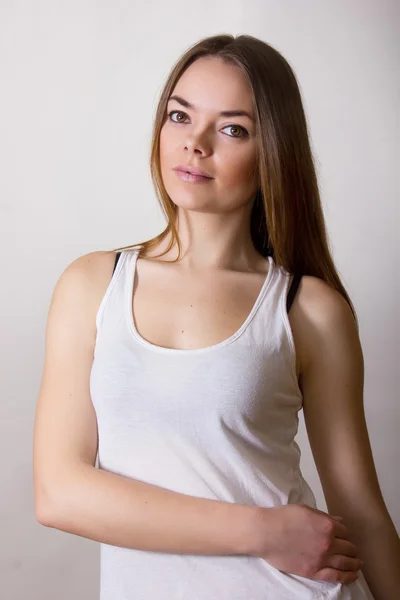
286;274;302;314
112;251;122;276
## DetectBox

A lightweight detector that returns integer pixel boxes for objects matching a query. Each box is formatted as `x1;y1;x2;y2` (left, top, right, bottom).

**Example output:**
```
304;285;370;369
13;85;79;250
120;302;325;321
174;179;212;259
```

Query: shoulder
65;250;117;277
59;250;118;295
52;250;119;325
289;274;357;375
39;250;121;366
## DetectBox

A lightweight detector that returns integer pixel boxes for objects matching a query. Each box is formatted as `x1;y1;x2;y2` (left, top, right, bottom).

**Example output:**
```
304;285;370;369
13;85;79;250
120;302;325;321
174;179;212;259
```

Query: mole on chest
131;274;265;351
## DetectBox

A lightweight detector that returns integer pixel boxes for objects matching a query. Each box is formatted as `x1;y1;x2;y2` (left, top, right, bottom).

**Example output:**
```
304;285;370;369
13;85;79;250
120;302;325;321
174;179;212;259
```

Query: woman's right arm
32;251;362;584
32;251;259;556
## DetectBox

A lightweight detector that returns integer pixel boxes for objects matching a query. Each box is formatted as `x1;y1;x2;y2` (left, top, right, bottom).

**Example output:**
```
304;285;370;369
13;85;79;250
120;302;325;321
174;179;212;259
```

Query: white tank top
90;246;373;600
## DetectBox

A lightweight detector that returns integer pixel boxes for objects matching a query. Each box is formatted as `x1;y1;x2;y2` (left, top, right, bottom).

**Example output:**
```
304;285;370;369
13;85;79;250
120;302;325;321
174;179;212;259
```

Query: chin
170;194;217;214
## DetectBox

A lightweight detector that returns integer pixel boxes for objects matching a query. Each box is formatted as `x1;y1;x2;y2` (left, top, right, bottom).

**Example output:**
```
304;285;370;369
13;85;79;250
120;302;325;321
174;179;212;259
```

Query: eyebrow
167;95;255;122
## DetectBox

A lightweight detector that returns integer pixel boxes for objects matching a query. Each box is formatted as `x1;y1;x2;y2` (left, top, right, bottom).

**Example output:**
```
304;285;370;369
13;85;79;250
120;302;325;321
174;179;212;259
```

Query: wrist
235;505;272;557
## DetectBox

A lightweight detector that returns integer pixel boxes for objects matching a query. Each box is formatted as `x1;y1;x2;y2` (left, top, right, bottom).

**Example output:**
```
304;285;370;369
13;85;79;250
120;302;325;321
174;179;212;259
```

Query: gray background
1;0;398;598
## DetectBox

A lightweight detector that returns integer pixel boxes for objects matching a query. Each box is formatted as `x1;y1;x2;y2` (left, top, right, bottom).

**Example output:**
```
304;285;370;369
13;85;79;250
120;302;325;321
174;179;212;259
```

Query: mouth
173;169;213;183
173;166;213;179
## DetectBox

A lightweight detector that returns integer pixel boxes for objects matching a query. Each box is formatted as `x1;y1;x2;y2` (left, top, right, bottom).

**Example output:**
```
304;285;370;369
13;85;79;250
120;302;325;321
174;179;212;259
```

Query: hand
251;503;363;583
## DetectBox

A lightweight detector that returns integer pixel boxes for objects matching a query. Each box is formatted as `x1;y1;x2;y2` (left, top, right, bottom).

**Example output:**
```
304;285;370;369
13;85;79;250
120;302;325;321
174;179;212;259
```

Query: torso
92;249;304;381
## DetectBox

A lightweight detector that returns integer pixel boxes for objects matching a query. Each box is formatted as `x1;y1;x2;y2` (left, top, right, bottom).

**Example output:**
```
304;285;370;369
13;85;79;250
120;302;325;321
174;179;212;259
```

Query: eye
167;110;249;139
221;124;248;138
168;110;189;124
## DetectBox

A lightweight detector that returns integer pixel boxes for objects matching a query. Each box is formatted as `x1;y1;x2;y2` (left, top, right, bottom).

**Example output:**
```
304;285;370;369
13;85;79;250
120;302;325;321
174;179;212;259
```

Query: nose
184;129;212;157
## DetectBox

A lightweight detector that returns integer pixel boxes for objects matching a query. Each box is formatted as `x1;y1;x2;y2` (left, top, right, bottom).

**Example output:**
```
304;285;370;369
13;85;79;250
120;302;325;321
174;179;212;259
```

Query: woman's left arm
291;276;400;600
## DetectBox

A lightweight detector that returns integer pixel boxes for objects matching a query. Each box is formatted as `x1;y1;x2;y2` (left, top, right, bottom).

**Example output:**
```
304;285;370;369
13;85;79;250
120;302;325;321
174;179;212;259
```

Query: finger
312;567;360;584
332;521;350;539
331;537;358;558
327;554;363;572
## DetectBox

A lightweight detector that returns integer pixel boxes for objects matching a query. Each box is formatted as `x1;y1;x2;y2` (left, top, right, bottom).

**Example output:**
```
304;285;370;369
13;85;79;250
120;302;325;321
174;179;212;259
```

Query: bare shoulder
61;249;117;300
51;250;119;341
65;249;117;280
289;274;356;376
33;249;120;518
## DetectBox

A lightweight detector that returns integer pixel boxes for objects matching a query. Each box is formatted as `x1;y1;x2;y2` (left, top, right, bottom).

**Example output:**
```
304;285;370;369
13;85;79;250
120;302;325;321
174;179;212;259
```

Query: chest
128;257;302;380
131;259;268;352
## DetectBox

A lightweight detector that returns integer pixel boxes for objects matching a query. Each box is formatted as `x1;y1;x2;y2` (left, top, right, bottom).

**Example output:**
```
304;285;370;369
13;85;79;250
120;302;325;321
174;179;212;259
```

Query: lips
174;169;213;183
174;165;213;178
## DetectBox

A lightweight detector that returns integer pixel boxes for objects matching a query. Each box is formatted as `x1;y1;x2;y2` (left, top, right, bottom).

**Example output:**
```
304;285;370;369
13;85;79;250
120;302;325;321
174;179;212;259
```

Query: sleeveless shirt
89;247;374;600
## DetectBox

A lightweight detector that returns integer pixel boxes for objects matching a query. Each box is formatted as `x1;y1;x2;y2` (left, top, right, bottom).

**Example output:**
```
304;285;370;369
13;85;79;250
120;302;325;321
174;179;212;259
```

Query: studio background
0;1;398;598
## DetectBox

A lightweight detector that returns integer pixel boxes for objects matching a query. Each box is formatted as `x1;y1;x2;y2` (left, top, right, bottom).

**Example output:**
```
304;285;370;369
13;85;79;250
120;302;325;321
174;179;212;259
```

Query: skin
154;56;400;597
158;56;263;274
290;275;400;596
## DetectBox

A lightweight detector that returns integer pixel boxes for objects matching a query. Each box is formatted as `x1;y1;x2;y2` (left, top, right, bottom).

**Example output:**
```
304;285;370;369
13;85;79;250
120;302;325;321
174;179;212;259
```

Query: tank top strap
95;249;134;332
287;273;302;314
112;251;122;276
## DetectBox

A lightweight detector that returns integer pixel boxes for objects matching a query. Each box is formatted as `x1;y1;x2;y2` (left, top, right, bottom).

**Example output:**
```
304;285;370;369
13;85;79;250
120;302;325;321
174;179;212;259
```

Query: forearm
350;517;400;600
39;464;259;556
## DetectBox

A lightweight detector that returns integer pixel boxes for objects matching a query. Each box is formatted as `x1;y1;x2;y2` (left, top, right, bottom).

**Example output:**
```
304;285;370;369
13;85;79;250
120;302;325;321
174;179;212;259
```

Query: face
159;57;259;214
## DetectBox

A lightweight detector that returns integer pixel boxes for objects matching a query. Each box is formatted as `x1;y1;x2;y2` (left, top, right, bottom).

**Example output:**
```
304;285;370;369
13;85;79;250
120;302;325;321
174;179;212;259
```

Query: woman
33;34;400;599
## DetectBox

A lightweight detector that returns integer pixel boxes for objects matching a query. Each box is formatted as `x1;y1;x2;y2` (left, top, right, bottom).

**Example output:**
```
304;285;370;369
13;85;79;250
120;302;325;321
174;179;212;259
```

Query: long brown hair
112;33;358;328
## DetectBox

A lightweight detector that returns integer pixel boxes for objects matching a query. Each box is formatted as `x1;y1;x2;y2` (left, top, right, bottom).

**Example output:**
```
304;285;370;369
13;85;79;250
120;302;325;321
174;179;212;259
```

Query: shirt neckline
125;247;275;354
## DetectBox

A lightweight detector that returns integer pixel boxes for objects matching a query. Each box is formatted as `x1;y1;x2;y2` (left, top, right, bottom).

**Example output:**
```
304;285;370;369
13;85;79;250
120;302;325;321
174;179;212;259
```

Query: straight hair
112;33;358;328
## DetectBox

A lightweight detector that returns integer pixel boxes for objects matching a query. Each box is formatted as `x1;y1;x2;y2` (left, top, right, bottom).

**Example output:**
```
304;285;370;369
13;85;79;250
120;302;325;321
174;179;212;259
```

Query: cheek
220;149;258;187
159;120;171;145
159;126;179;166
159;127;167;157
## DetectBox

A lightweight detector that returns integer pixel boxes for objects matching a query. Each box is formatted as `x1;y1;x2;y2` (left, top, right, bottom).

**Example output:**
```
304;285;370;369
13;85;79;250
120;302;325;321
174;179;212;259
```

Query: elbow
33;478;61;527
35;492;56;527
35;502;53;527
34;463;91;528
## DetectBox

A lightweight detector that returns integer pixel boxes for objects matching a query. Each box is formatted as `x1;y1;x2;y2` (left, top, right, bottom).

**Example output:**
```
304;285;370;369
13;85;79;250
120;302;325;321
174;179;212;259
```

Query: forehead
170;57;254;112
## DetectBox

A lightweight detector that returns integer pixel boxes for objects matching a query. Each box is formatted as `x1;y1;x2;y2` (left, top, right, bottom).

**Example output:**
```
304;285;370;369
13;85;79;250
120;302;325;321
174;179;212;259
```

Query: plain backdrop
0;1;398;598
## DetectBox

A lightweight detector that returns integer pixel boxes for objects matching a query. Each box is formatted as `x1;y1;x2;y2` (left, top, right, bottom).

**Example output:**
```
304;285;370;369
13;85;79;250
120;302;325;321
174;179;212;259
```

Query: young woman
33;34;400;599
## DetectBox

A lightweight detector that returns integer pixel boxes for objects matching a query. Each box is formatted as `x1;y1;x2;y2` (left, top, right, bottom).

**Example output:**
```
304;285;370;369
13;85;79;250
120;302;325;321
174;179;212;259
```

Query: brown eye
168;110;248;139
224;125;246;138
168;110;188;123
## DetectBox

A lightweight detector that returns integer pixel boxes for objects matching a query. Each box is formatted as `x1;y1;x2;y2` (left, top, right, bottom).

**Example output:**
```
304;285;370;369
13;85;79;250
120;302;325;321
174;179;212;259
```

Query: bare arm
33;251;260;556
41;462;259;556
33;252;367;584
293;275;400;599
